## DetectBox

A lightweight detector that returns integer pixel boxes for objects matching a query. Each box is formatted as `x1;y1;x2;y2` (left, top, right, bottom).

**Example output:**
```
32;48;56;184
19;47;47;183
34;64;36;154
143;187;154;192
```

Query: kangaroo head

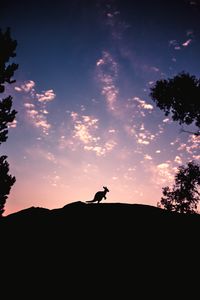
103;186;109;192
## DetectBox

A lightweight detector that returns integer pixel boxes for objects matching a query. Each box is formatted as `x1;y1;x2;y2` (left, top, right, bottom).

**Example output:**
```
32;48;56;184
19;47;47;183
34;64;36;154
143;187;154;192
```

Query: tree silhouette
0;28;18;216
150;72;200;136
158;161;200;214
0;156;16;216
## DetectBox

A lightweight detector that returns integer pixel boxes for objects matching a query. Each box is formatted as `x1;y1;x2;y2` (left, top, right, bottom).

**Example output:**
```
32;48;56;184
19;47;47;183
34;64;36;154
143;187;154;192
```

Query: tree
0;28;18;144
0;156;16;216
158;161;200;214
150;72;200;136
0;28;18;216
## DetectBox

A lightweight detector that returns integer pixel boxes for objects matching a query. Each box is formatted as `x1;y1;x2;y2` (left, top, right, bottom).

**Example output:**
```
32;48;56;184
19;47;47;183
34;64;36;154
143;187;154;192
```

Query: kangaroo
86;186;109;204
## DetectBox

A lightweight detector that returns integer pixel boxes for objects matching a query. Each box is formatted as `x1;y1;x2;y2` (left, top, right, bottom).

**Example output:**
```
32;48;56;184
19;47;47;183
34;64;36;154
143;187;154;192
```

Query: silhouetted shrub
158;161;200;214
0;156;16;216
0;28;18;216
150;72;200;136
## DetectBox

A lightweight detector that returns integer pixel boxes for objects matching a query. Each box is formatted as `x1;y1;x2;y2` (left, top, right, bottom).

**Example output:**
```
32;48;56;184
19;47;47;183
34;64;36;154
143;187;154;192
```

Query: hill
1;201;198;295
1;201;200;245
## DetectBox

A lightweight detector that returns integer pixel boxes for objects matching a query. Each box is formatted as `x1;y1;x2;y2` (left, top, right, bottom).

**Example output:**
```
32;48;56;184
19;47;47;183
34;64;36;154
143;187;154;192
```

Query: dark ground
1;201;199;296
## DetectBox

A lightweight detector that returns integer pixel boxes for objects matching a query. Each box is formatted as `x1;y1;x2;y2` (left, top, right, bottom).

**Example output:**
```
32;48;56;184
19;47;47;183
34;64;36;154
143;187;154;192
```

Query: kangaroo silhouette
86;186;109;204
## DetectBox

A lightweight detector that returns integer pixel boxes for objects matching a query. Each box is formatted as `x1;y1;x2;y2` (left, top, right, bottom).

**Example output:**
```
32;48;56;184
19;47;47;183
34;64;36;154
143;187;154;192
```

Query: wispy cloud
147;160;177;186
169;30;194;50
100;1;129;40
14;80;35;93
122;97;156;146
61;111;118;157
144;154;153;160
26;147;57;164
182;39;192;47
24;102;51;135
8;119;17;128
169;39;181;50
96;51;119;112
133;97;154;111
36;89;56;103
84;140;116;156
15;80;56;136
177;134;200;161
174;155;182;164
162;118;171;123
72;112;99;144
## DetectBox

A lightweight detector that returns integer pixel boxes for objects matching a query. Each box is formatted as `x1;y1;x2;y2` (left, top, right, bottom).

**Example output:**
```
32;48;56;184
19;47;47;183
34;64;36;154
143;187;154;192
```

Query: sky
1;0;200;215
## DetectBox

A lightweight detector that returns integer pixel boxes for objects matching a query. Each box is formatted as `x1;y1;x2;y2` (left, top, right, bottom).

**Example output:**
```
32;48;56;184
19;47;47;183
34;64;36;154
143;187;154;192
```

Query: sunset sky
1;0;200;215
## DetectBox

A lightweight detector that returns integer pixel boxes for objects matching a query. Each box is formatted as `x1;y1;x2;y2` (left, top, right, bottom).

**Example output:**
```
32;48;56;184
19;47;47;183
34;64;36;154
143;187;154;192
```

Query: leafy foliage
0;156;16;216
150;72;200;135
0;28;18;216
0;28;18;144
159;161;200;214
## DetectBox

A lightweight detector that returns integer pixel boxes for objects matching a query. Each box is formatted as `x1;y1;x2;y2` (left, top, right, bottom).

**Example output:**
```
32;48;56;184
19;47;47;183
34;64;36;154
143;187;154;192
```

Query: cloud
169;40;181;50
96;51;119;112
24;103;35;109
84;140;116;156
125;97;154;119
144;154;153;160
148;81;154;85
182;39;192;47
162;118;170;123
72;113;99;144
15;80;56;136
15;80;55;105
36;89;56;102
193;155;200;160
46;152;57;163
27;108;38;117
15;80;35;93
174;155;182;164
64;111;118;157
8;119;17;128
125;121;156;146
108;129;116;133
169;32;193;50
177;135;200;161
102;85;119;111
100;2;129;40
137;135;150;145
149;161;176;186
26;147;57;164
25;102;51;135
151;66;160;72
118;95;159;149
133;97;154;111
34;118;51;132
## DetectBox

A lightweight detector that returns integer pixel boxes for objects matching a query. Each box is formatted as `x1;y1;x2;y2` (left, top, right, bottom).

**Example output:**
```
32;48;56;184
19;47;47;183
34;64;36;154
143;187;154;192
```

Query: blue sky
1;0;200;215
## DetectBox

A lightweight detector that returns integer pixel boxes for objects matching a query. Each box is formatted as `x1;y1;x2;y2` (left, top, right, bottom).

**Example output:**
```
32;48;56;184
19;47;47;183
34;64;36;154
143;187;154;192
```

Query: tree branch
179;127;200;136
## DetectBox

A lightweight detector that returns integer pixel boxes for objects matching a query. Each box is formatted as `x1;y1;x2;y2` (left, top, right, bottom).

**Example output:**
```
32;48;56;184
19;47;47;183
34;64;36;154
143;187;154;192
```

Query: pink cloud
65;111;118;156
24;103;35;109
174;155;182;164
18;80;56;136
182;39;192;47
15;80;35;93
133;97;153;111
8;119;17;128
144;154;153;160
96;51;119;112
36;89;56;102
148;161;176;186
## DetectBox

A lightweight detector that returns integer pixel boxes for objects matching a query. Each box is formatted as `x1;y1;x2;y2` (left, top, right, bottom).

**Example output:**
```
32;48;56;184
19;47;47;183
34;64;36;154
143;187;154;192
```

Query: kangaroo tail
86;199;95;203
